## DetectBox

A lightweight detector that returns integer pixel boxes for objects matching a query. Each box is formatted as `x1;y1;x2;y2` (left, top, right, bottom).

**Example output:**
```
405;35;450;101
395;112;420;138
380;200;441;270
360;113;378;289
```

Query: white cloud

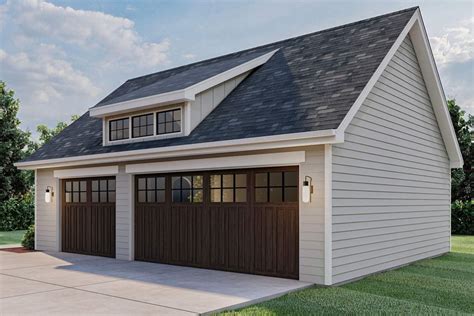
5;0;170;68
430;18;474;66
0;0;172;133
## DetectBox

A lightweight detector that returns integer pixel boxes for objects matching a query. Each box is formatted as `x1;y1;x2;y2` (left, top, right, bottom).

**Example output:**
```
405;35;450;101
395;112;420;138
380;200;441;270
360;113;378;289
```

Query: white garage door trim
125;152;306;174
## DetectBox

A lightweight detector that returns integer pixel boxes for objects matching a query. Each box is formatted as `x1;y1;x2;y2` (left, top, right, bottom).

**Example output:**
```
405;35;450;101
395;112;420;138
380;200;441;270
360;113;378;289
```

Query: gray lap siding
331;35;451;284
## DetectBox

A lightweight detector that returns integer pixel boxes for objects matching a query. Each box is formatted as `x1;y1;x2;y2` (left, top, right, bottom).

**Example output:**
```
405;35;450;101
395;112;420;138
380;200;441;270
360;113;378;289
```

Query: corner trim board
324;144;333;285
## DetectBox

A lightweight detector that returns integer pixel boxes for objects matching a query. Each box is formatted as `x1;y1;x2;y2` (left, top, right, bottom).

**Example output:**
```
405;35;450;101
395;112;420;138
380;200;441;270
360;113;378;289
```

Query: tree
448;99;473;203
0;81;34;203
36;114;79;146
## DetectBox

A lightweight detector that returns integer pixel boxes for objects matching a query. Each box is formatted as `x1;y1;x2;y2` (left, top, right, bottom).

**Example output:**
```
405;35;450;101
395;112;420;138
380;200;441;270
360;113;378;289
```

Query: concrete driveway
0;249;310;315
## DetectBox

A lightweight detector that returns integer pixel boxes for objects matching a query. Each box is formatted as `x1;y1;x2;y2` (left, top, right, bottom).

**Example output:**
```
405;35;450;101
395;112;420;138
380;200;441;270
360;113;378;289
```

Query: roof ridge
125;6;418;83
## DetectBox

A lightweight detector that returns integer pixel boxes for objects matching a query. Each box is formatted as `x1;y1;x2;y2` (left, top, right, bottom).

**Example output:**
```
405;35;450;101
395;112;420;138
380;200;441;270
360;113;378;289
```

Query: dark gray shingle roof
22;7;417;163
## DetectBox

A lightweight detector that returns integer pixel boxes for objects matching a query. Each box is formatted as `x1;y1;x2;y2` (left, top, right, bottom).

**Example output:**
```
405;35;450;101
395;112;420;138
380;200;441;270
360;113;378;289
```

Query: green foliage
448;99;473;235
36;114;79;146
0;192;34;231
451;201;474;235
448;99;473;202
21;224;35;250
0;81;35;203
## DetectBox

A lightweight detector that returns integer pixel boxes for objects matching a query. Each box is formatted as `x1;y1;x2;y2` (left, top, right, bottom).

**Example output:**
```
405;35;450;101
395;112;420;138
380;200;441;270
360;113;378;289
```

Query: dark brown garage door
135;167;299;279
62;177;116;258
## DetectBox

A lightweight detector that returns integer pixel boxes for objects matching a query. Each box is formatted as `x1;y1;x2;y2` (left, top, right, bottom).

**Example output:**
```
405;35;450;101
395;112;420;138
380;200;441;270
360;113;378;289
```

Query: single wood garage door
135;167;299;279
62;177;116;257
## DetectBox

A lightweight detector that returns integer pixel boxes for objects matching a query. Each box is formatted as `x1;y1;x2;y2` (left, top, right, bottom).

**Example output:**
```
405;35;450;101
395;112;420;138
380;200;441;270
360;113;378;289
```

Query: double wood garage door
135;167;299;279
62;178;116;258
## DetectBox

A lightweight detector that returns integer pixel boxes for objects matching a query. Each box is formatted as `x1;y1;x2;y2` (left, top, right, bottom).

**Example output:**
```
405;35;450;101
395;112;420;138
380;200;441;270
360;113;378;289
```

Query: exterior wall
299;146;326;284
35;169;60;251
190;72;249;131
331;36;451;284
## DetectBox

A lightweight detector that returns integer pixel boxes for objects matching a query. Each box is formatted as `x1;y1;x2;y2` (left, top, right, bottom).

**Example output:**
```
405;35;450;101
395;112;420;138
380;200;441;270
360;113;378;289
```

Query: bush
0;192;34;231
452;200;474;235
21;224;35;250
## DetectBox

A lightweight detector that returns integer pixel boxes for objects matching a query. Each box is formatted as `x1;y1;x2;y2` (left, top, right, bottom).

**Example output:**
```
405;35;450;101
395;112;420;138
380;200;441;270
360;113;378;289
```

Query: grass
220;236;474;315
0;230;26;245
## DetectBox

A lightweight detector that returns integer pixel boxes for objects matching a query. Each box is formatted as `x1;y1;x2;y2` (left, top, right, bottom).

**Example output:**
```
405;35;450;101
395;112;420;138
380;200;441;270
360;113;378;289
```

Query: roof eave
15;129;341;170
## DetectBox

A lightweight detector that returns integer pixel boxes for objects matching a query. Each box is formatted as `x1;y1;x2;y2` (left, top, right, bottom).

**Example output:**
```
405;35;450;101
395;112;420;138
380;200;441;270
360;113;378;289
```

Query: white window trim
105;105;184;146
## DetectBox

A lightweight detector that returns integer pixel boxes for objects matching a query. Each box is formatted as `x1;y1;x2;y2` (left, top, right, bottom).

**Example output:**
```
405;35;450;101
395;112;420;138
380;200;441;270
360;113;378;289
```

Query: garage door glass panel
65;180;87;203
255;171;298;203
172;176;202;203
137;176;165;203
92;179;115;203
210;173;247;203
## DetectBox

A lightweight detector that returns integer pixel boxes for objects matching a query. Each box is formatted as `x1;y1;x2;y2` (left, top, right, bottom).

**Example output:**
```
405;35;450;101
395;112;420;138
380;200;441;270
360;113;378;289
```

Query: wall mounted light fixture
302;176;313;203
45;186;54;203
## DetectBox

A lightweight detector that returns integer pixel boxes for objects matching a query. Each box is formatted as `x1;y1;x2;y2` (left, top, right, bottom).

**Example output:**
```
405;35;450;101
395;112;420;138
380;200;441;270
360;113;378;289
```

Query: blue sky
0;0;472;136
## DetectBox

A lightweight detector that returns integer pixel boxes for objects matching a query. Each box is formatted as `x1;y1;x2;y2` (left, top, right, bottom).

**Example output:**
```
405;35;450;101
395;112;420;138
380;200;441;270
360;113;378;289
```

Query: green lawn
221;236;474;315
0;230;26;245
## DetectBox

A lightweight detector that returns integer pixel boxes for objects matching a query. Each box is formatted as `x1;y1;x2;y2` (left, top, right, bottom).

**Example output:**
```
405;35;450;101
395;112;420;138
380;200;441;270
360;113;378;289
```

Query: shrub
0;192;34;231
452;200;474;235
21;224;35;250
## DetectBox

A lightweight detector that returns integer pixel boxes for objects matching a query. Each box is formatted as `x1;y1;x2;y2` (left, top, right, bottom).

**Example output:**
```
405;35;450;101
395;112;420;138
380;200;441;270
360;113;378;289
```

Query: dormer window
105;105;185;145
109;118;129;141
132;114;154;138
157;109;181;135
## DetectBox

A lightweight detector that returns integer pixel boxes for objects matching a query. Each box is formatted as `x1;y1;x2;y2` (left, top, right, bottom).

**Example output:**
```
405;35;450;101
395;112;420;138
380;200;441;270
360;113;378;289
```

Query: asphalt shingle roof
22;7;417;163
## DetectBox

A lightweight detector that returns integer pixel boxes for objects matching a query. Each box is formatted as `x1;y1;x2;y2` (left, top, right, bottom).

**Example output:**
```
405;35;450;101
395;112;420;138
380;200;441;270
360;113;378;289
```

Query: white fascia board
90;91;190;118
15;129;339;170
126;151;305;174
89;49;279;118
336;9;463;169
409;12;463;168
53;166;119;179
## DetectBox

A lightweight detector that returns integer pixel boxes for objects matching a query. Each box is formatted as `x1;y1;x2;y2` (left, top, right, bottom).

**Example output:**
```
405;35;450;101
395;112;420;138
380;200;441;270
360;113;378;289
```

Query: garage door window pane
80;192;87;203
211;189;221;202
235;174;246;187
92;192;99;203
138;191;146;203
182;189;191;202
147;177;155;189
66;193;71;203
156;190;165;202
147;191;155;202
255;188;267;203
193;189;203;202
255;173;267;186
172;189;181;202
269;188;282;203
73;192;79;202
235;189;247;202
210;175;221;188
269;172;282;186
156;177;165;189
222;189;233;202
284;172;298;187
92;180;98;191
223;175;233;187
285;187;298;202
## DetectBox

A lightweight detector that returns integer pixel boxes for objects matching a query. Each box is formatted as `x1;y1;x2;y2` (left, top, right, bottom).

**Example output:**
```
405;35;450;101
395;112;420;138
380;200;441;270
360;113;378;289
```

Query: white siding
299;146;326;284
35;169;59;251
331;36;451;284
115;165;133;260
190;72;249;131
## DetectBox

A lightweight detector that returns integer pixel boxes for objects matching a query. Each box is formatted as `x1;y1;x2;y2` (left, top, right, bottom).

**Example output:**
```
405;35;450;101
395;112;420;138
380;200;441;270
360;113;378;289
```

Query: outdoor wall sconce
45;186;54;203
302;176;313;203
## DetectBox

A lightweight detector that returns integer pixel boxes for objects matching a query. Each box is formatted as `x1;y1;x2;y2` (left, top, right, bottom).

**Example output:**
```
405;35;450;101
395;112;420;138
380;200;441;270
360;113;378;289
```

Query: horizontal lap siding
299;147;326;284
331;36;451;284
116;165;132;260
36;169;58;251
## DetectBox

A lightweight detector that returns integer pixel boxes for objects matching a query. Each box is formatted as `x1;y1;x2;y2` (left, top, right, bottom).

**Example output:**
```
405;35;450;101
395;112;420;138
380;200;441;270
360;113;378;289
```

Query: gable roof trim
89;49;279;118
336;8;463;168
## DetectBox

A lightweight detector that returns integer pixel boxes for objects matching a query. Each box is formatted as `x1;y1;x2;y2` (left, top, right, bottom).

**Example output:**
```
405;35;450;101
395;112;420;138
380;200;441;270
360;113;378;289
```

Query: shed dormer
90;49;278;146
